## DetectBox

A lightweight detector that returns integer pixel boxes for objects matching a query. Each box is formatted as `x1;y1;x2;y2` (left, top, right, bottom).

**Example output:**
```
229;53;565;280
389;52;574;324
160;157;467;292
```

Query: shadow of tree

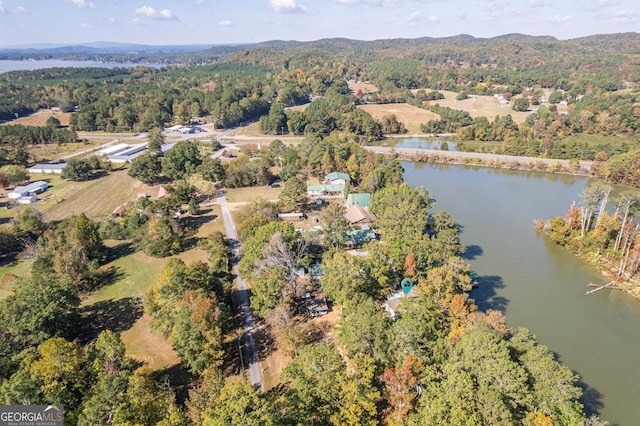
104;241;135;263
575;377;606;421
153;363;196;405
462;244;483;260
469;275;509;312
80;297;143;344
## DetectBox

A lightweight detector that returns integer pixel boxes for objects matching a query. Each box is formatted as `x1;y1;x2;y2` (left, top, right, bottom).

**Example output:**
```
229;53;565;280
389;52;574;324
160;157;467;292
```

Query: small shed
16;195;37;204
112;205;126;217
157;186;169;199
305;297;329;317
278;212;305;222
27;163;65;174
385;289;417;319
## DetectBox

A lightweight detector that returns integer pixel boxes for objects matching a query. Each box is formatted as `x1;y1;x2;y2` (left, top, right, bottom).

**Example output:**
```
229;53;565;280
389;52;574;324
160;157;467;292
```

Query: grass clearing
561;133;628;147
29;140;104;163
347;80;379;94
0;258;33;300
427;90;532;124
224;186;282;203
39;169;151;222
121;314;181;370
358;103;440;134
5;110;72;127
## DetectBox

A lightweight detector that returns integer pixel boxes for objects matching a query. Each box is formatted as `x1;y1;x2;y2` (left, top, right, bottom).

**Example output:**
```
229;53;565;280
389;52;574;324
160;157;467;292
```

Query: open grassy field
29;140;105;163
39;169;156;222
424;90;533;124
224;186;283;203
347;80;379;94
358;103;441;134
5;110;73;127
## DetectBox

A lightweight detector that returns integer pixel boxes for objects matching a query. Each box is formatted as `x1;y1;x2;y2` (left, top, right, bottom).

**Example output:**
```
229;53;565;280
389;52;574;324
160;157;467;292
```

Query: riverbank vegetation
539;183;640;299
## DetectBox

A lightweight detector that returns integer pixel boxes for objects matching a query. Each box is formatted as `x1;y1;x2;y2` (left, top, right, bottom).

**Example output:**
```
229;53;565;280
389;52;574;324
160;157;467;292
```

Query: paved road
215;183;262;391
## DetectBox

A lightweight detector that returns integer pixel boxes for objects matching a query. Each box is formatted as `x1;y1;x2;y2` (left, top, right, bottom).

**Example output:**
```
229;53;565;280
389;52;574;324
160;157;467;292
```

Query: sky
0;0;638;47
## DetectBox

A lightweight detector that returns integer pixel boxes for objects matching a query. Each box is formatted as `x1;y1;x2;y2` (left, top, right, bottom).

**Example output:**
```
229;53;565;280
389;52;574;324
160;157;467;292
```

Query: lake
403;162;640;426
0;59;167;74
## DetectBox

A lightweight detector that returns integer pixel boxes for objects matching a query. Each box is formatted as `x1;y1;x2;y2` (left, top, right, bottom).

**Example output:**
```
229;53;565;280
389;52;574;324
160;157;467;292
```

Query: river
403;162;640;426
0;59;167;74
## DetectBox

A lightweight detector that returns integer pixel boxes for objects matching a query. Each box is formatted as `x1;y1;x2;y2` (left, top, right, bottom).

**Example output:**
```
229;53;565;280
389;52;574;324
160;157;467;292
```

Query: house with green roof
345;193;371;208
307;183;345;198
325;172;351;185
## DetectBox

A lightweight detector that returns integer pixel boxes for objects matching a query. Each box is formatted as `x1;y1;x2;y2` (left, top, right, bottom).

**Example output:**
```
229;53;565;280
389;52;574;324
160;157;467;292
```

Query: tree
139;217;182;257
0;165;28;186
513;98;530;112
162;140;202;180
29;337;87;410
61;158;93;181
128;153;161;184
381;355;424;424
281;343;345;424
147;127;165;156
370;182;434;251
0;273;80;348
331;354;380;426
319;202;351;249
338;296;390;362
279;176;307;212
202;380;274;425
45;116;61;128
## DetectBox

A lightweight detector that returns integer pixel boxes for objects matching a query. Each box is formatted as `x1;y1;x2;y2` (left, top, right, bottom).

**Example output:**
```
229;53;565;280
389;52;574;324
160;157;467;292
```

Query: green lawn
224;186;282;203
0;258;33;300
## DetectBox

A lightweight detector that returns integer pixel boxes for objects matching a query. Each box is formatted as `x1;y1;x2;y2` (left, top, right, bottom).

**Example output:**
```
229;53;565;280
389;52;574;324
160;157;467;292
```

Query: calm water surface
0;59;166;74
403;162;640;426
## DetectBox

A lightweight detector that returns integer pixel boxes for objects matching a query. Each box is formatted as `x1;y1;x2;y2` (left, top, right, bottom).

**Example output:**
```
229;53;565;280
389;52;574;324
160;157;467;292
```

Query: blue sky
0;0;638;46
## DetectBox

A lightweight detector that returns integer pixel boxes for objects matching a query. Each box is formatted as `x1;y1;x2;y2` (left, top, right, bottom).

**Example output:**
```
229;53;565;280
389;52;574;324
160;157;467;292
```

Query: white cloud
546;14;574;24
333;0;398;5
407;11;439;25
218;20;233;26
195;0;205;4
13;6;28;14
80;22;91;29
0;0;7;14
135;6;177;20
612;9;639;24
587;0;620;11
269;0;308;13
527;0;551;7
67;0;96;8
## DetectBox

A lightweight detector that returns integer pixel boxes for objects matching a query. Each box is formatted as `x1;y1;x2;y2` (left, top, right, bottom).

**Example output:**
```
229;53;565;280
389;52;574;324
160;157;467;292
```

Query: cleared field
224;186;283;203
358;103;440;134
347;81;379;94
40;169;155;222
5;110;73;127
29;140;104;163
426;90;532;124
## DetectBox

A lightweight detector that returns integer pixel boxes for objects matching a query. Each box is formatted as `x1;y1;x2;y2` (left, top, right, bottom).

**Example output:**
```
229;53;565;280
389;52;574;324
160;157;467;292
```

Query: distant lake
0;59;167;74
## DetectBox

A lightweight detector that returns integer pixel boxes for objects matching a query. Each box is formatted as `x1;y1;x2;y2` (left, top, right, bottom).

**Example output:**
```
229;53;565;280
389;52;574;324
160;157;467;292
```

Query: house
9;181;48;199
278;212;305;222
345;193;371;208
306;184;345;198
344;205;376;224
345;227;376;248
385;288;417;319
325;172;351;185
305;296;329;317
27;163;65;174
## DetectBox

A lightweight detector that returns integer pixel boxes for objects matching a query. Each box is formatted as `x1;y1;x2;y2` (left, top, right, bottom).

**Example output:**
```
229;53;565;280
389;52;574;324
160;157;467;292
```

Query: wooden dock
585;281;618;295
